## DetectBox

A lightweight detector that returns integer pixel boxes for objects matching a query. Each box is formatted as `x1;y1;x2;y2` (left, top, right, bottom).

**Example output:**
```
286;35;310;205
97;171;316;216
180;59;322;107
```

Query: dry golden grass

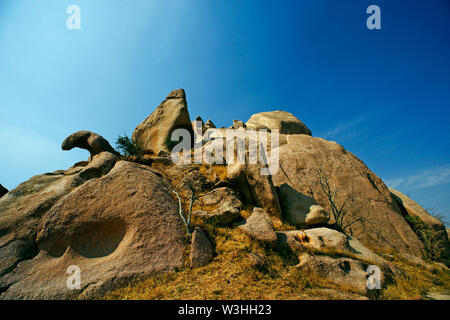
104;224;370;300
103;220;450;300
198;164;228;182
380;256;450;300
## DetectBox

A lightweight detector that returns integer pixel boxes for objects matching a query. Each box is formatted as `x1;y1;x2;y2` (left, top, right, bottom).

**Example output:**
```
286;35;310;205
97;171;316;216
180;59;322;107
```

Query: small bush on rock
115;134;141;158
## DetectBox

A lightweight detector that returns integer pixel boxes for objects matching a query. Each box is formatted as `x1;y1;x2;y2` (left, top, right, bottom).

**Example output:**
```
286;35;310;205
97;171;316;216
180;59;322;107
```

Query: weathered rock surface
277;227;387;267
296;252;381;294
245;111;311;135
227;164;282;222
61;131;119;158
277;183;329;226
306;205;330;225
272;134;425;256
132;89;194;155
0;161;185;299
0;184;8;199
0;152;118;277
192;187;242;225
238;207;277;246
278;228;351;253
189;227;214;268
390;188;450;265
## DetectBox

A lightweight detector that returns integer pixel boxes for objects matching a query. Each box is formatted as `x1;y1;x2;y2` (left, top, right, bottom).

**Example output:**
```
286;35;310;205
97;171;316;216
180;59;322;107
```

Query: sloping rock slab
0;161;185;299
272;134;424;256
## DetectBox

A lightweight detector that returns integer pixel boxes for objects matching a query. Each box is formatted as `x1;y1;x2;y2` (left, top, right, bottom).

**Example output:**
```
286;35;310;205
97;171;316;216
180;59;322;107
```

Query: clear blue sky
1;1;449;225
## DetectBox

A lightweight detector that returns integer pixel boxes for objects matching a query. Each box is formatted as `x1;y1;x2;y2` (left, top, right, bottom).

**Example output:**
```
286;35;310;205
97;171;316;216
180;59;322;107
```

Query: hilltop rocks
190;228;214;268
277;183;329;226
390;188;450;265
0;161;185;299
272;134;425;257
238;207;278;246
132;88;194;156
245;111;311;135
61;131;119;158
0;184;7;198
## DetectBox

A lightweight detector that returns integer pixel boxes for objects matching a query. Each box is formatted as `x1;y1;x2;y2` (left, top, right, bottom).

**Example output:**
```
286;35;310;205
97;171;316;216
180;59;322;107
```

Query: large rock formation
132;89;194;156
61;131;119;158
271;134;425;257
0;161;185;299
0;151;119;280
245;111;311;135
0;184;7;199
390;188;450;265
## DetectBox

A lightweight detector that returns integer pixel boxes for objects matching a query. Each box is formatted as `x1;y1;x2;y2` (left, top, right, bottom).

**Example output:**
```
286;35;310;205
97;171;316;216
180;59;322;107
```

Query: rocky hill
0;89;449;300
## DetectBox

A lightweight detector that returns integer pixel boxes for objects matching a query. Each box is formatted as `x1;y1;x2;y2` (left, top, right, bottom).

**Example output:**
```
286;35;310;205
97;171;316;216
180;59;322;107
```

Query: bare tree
171;170;216;236
310;169;358;232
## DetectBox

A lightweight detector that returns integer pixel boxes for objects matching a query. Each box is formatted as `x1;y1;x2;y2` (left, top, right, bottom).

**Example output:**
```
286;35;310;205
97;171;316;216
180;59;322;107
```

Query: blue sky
0;0;449;225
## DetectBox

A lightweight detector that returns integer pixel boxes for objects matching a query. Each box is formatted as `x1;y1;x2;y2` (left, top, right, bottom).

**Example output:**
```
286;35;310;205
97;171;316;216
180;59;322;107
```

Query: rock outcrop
277;183;329;226
272;134;425;257
245;111;311;135
0;151;118;280
227;164;282;222
390;188;450;265
132;89;194;156
192;187;242;225
0;184;7;198
296;252;381;294
0;161;185;299
277;227;388;268
238;207;278;246
189;227;214;268
3;88;448;300
61;131;119;158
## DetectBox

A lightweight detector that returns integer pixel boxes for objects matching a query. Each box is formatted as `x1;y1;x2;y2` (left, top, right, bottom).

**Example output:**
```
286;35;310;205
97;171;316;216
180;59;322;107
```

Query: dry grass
380;256;450;299
103;224;368;300
198;164;228;182
103;222;450;300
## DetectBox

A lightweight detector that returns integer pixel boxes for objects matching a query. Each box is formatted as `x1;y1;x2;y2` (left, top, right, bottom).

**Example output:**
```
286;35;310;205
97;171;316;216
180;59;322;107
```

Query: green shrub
115;134;141;157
